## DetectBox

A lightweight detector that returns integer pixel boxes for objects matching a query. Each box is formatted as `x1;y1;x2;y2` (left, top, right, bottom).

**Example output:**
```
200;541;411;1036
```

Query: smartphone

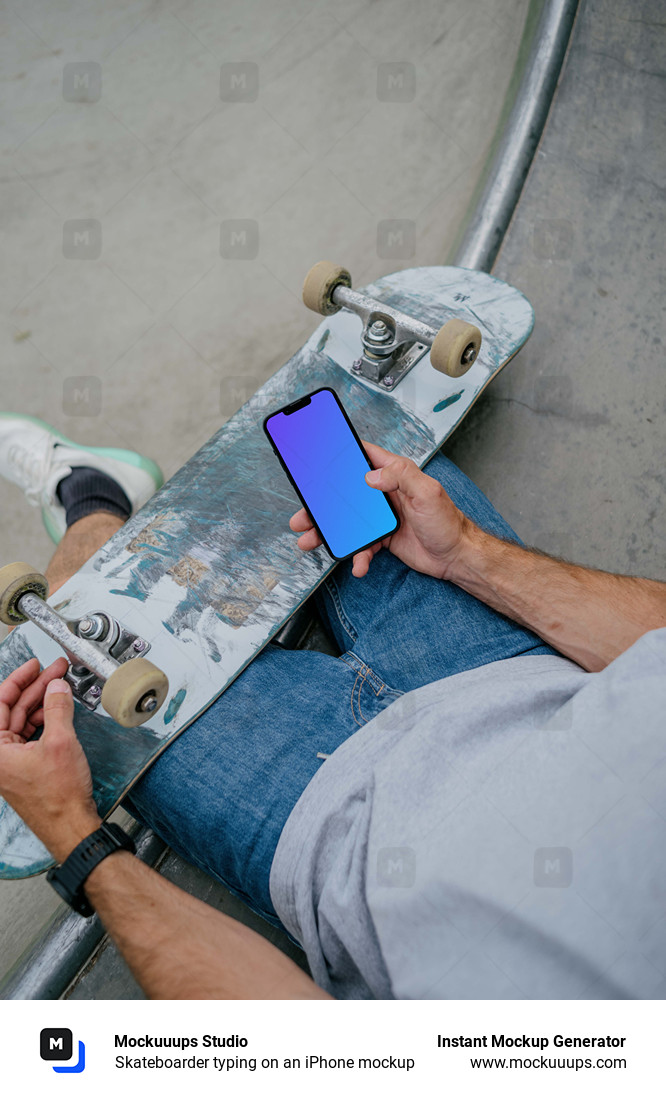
263;387;400;560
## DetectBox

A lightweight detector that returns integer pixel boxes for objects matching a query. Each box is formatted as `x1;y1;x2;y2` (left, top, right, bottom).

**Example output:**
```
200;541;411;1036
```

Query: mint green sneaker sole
0;413;164;544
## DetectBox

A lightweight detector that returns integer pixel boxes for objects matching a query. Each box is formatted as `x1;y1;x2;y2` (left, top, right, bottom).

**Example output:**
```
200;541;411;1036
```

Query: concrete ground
445;0;666;580
0;0;530;978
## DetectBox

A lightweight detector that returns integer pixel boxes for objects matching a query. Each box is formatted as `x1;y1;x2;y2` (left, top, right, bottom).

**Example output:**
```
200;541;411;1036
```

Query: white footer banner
0;999;660;1098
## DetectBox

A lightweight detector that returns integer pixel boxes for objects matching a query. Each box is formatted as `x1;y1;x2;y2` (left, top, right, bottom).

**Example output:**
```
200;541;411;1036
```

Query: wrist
47;809;103;864
46;822;136;917
440;521;524;612
440;515;486;583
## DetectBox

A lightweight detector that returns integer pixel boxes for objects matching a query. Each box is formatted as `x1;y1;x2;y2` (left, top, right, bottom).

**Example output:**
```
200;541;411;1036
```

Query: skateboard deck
0;265;533;878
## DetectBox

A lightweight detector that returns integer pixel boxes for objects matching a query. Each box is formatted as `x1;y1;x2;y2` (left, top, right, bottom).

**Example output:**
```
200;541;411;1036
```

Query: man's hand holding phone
290;441;469;580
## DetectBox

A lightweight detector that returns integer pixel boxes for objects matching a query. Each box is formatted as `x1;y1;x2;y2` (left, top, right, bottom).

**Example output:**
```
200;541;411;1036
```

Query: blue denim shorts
124;453;554;924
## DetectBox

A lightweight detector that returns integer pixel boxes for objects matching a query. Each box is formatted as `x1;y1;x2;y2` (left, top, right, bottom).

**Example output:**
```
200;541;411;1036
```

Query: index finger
0;658;42;710
362;440;401;470
289;507;313;533
7;657;69;735
0;658;41;736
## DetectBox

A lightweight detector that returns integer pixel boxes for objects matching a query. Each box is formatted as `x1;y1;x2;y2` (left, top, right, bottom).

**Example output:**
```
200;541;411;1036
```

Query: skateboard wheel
302;261;351;315
101;658;169;728
430;319;482;378
0;562;48;625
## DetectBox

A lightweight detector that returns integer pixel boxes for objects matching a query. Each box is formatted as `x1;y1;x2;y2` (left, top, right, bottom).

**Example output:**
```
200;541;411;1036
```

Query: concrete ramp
4;0;665;999
446;0;666;579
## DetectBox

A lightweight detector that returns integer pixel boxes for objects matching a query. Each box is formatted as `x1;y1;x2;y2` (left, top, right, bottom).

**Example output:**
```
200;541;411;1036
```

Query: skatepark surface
1;0;664;996
0;0;531;978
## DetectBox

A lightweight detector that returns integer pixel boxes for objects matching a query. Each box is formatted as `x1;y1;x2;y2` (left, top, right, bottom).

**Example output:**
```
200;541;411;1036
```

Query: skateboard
0;263;534;878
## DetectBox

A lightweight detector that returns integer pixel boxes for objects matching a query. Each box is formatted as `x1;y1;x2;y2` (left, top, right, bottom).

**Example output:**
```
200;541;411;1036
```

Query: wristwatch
46;822;136;917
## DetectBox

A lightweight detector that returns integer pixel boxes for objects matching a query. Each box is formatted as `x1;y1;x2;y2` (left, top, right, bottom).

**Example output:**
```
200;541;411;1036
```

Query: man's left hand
0;658;101;862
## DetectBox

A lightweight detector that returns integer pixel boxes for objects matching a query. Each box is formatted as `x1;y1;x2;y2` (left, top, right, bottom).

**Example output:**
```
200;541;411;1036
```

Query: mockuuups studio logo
534;847;573;887
220;62;259;102
63;376;102;417
62;62;102;103
40;1028;86;1074
377;62;416;102
377;220;416;260
220;374;264;414
377;846;416;888
220;220;259;259
63;219;102;260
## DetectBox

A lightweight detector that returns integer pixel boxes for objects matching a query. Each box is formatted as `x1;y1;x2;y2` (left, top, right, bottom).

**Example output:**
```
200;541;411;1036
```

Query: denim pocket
340;650;403;727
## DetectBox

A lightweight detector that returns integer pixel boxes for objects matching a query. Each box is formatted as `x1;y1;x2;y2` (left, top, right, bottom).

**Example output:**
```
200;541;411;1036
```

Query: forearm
447;522;666;671
0;668;327;1000
84;852;329;1000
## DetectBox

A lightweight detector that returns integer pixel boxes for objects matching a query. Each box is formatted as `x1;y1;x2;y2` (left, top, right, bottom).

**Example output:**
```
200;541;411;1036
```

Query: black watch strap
46;823;136;917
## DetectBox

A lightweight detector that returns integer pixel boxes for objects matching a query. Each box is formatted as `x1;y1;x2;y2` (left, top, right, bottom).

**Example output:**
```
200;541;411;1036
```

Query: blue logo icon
40;1028;86;1073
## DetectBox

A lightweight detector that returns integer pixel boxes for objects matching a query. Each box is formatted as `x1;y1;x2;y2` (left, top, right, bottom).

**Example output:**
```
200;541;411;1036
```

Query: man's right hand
289;440;472;580
0;659;101;862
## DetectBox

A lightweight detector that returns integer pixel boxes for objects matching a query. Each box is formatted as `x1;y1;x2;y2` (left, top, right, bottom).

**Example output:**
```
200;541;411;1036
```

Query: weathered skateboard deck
0;266;533;878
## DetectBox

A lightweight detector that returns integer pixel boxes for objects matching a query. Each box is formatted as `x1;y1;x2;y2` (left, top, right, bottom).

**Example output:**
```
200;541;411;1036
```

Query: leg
124;455;555;926
0;415;162;588
315;451;557;693
46;513;124;593
124;640;402;925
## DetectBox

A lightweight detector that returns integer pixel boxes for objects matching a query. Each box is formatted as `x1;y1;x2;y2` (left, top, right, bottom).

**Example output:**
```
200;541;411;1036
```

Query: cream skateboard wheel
302;261;352;315
430;319;482;377
101;658;169;728
0;562;49;626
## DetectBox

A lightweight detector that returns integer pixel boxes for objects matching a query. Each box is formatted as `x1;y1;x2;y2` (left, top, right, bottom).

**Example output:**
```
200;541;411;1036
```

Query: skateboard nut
138;692;158;713
383;375;395;387
367;320;391;343
132;638;146;652
77;612;109;640
462;344;477;364
89;684;102;697
352;359;362;371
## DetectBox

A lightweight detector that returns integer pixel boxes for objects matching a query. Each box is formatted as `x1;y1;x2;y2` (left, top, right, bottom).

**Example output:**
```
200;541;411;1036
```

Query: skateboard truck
0;563;169;728
302;261;482;391
68;612;153;713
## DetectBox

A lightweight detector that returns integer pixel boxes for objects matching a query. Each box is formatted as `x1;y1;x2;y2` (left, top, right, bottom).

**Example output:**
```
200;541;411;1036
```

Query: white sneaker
0;414;163;543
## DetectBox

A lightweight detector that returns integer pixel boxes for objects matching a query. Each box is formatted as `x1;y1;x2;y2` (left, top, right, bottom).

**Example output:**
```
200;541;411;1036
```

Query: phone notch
283;395;312;415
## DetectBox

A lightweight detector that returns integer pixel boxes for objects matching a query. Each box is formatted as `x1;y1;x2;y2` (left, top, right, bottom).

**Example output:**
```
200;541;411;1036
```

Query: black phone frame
263;386;400;562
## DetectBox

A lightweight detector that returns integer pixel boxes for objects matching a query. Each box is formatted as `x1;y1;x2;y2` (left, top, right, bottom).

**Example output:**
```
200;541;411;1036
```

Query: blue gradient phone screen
265;388;397;559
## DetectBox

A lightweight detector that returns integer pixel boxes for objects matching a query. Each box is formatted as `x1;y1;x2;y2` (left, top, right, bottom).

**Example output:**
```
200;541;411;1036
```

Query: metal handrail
454;0;580;272
0;824;165;1000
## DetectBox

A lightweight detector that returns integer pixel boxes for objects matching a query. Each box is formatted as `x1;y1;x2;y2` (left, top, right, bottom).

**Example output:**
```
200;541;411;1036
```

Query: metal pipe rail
454;0;579;272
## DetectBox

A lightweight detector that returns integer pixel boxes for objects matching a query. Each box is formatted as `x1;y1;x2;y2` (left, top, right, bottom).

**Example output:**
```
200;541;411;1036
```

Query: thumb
365;456;422;497
42;679;75;739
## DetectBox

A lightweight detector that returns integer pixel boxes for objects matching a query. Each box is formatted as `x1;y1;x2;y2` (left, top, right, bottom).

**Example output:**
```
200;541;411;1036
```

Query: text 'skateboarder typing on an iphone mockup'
263;387;400;561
